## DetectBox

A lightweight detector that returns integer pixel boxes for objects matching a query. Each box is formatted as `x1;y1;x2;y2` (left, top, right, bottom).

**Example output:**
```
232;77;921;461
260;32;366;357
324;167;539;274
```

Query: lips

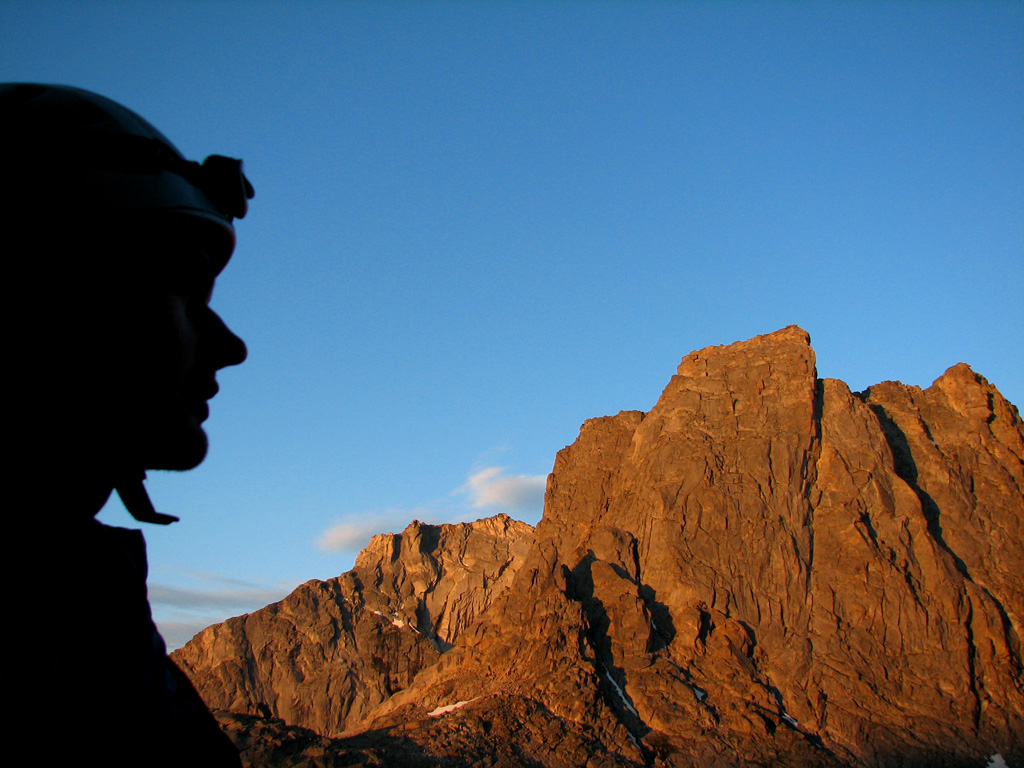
195;400;211;422
182;378;218;421
186;377;218;401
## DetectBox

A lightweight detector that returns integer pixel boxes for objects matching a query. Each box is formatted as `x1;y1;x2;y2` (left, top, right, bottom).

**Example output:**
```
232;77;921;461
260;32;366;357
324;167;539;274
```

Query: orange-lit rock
177;327;1023;767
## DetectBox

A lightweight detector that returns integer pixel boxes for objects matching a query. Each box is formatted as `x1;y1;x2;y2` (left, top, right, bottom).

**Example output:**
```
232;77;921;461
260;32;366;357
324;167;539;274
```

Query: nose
208;309;248;369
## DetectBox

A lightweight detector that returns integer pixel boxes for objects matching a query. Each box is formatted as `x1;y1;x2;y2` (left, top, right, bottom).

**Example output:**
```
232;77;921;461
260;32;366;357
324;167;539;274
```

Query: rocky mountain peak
175;514;533;738
175;327;1023;767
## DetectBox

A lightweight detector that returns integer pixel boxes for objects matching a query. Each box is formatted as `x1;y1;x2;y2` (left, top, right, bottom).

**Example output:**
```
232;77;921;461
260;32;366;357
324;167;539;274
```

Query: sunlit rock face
174;514;533;737
175;327;1024;767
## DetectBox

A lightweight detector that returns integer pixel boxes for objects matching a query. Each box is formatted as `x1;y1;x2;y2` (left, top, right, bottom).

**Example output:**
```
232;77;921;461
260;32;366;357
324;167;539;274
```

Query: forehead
114;215;230;289
146;213;233;272
23;211;230;314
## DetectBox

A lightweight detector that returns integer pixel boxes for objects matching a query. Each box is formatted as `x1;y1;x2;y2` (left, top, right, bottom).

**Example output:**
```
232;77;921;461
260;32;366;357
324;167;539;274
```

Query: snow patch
372;609;416;631
986;755;1008;768
604;672;638;716
427;698;479;717
771;690;797;727
691;685;707;702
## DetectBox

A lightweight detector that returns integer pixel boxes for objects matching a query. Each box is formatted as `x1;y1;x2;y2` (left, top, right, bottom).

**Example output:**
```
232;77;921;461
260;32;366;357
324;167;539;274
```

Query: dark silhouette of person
1;83;252;767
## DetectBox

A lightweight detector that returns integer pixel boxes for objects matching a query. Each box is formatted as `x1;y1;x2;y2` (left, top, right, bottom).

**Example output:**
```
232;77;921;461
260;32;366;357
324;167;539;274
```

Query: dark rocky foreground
175;327;1023;767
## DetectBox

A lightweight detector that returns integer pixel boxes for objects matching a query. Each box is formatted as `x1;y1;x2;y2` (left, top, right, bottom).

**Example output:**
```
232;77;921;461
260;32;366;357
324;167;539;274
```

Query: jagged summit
175;327;1023;767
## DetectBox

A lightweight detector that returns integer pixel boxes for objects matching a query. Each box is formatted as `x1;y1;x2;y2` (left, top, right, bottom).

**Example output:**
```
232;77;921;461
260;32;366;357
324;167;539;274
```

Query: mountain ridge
175;326;1023;767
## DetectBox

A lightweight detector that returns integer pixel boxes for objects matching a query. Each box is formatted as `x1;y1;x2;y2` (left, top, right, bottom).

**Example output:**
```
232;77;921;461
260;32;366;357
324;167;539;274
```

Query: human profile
1;83;252;767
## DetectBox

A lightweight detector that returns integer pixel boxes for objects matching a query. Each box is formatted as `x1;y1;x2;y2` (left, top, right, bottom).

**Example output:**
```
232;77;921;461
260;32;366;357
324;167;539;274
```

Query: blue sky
3;1;1021;649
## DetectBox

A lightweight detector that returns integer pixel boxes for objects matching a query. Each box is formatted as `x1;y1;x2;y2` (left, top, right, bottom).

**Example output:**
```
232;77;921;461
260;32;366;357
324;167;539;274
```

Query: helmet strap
116;471;180;525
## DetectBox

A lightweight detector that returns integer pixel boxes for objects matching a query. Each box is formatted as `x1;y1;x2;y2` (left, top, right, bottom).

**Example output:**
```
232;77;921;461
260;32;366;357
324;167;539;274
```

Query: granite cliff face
175;327;1023;767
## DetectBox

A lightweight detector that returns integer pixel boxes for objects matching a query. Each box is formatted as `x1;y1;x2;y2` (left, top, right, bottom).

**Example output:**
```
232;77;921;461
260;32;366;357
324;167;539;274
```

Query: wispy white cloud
459;467;546;512
149;570;297;651
159;620;227;652
317;520;381;552
315;466;546;556
149;583;288;611
316;508;430;553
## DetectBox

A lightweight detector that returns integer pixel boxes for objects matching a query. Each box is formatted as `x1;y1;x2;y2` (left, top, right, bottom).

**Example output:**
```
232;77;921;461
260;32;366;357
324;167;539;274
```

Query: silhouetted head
1;83;253;521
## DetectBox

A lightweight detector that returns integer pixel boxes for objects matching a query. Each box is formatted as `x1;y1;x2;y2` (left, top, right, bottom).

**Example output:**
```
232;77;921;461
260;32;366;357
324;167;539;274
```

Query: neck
15;400;125;527
16;453;116;530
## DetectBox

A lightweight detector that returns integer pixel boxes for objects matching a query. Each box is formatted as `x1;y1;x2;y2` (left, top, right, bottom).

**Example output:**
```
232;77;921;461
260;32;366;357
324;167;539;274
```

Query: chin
146;426;210;471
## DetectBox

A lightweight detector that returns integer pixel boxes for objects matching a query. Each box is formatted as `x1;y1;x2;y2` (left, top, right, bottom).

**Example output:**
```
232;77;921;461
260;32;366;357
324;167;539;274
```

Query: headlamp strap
116;471;180;525
7;133;254;221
